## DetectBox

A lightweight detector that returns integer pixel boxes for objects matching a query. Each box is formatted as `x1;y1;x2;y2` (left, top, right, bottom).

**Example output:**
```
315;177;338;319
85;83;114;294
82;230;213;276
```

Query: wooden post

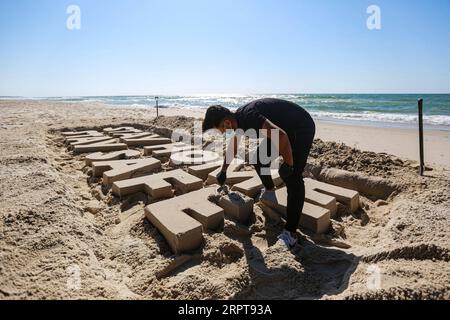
418;98;424;176
155;96;159;117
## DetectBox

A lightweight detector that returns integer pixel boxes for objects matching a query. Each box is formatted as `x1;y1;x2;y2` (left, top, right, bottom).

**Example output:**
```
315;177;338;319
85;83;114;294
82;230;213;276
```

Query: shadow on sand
225;220;359;300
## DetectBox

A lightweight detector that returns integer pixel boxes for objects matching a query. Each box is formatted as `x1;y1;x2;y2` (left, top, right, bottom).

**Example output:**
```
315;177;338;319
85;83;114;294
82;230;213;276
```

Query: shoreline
2;97;449;131
315;121;450;169
107;103;450;169
1;99;449;168
314;117;450;133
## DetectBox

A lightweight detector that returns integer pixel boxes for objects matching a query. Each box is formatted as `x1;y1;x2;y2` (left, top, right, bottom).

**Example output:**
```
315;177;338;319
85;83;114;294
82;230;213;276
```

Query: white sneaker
259;188;276;203
277;230;298;249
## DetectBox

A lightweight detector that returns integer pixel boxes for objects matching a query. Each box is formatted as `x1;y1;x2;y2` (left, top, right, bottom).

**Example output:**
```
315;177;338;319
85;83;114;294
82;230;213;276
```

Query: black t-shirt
235;98;314;137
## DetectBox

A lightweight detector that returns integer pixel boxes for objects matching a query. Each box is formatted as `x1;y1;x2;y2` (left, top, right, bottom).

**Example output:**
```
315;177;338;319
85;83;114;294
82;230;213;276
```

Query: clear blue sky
1;0;449;96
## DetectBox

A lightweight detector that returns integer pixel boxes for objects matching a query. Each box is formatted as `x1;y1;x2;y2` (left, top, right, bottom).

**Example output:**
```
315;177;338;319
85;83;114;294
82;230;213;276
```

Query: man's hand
279;162;295;182
216;170;227;185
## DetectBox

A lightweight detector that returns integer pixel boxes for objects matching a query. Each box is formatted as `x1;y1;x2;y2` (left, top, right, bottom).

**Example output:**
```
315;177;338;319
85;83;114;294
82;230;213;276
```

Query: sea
3;94;450;130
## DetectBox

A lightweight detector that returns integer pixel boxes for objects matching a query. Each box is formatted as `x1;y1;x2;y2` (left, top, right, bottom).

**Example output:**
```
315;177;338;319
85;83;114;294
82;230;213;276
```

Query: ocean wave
3;94;449;127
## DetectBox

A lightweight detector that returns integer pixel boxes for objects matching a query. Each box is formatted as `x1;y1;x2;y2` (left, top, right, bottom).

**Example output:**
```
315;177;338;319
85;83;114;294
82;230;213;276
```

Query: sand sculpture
62;127;361;253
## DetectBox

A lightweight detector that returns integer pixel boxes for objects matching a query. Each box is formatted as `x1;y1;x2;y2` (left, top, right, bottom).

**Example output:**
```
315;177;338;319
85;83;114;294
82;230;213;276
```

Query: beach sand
316;122;450;169
0;100;449;300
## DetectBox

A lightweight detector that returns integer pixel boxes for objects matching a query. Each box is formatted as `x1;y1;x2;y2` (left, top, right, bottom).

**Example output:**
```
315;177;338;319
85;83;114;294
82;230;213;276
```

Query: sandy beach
316;122;450;169
0;100;449;300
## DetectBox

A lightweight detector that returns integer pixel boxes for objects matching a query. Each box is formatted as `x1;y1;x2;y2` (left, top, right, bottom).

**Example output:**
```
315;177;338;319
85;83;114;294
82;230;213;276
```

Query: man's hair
202;105;233;132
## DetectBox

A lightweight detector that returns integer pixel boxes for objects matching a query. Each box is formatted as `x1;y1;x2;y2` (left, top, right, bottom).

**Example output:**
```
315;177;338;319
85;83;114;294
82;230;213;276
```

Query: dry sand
0;100;449;300
316;121;450;169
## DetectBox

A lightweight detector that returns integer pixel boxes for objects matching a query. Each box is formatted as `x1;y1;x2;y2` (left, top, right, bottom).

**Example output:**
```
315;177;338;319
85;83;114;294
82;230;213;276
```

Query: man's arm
221;134;240;172
261;119;294;167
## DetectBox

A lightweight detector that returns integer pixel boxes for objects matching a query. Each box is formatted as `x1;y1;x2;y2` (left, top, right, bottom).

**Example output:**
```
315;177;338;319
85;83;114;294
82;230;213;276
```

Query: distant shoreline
314;117;450;132
1;99;449;168
2;96;449;132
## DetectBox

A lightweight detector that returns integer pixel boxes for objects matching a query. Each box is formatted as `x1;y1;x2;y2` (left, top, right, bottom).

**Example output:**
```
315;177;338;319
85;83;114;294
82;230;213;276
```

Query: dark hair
202;105;233;132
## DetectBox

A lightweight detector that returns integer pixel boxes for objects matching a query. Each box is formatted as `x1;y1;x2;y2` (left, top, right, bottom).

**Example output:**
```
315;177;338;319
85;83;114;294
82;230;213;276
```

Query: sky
0;0;449;97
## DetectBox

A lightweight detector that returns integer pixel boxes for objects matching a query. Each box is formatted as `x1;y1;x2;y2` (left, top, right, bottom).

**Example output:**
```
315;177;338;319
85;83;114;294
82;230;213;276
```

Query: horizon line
1;92;450;99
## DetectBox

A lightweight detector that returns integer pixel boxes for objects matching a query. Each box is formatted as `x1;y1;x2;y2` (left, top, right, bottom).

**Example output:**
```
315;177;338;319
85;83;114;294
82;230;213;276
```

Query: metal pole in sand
155;96;159;117
418;98;425;176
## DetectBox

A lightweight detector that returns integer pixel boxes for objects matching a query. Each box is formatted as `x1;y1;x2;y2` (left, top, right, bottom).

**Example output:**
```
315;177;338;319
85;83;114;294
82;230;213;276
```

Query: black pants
255;123;316;233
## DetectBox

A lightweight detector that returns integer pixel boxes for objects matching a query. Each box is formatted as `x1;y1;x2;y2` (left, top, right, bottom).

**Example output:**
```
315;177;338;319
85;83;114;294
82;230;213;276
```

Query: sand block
170;150;221;166
104;127;139;134
65;133;104;140
218;191;254;223
144;187;224;254
104;127;135;132
206;168;256;186
92;158;162;185
231;170;284;198
230;173;341;217
64;133;104;140
67;136;113;146
144;142;187;156
261;187;331;234
145;144;203;160
62;131;103;138
73;139;128;154
112;169;203;199
188;161;222;180
304;184;337;218
109;130;144;138
85;150;141;166
204;159;247;185
117;133;157;141
300;203;331;234
304;178;359;213
123;136;172;147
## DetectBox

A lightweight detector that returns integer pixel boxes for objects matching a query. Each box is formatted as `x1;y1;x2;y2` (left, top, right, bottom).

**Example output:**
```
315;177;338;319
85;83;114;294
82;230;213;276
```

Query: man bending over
202;98;316;249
